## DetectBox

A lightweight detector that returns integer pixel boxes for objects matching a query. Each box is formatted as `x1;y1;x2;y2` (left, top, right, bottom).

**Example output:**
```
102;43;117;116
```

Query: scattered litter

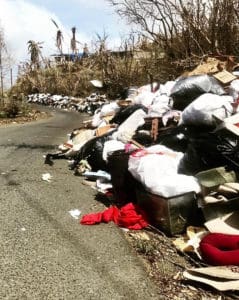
83;170;111;181
41;173;53;182
68;209;82;219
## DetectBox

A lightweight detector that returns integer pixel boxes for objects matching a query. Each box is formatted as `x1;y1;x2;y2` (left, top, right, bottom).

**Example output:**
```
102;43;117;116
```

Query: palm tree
51;19;63;55
71;27;77;54
56;30;63;54
27;40;43;68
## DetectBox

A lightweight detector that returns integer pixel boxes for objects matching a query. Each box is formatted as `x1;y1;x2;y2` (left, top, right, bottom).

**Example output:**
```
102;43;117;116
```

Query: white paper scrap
69;209;81;219
42;173;53;182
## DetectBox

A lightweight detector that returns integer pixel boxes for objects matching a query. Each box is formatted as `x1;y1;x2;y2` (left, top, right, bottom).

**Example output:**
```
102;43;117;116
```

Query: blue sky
0;0;131;66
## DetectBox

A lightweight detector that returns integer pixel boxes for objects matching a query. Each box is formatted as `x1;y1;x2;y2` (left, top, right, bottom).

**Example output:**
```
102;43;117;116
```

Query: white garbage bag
229;79;239;101
128;145;201;198
180;93;233;126
99;101;120;117
133;91;155;108
112;109;147;141
102;140;125;162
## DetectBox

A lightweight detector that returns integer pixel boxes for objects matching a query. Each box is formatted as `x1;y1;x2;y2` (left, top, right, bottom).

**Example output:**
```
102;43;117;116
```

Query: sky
0;0;131;68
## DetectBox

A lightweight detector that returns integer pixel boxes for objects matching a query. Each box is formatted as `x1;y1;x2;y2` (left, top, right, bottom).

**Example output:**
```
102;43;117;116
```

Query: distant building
50;53;84;63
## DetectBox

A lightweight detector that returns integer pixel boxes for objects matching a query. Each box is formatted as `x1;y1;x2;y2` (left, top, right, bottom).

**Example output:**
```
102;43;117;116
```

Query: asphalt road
0;107;160;300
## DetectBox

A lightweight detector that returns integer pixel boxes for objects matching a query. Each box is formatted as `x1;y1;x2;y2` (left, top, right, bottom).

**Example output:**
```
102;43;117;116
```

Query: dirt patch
124;228;239;300
0;109;51;126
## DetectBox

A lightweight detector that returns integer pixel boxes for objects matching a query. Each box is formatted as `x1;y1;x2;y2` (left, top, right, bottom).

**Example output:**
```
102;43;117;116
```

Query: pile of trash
44;64;239;292
27;92;109;114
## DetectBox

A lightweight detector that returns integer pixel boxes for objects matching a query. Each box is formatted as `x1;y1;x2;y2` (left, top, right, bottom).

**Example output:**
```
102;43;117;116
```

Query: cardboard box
213;70;237;85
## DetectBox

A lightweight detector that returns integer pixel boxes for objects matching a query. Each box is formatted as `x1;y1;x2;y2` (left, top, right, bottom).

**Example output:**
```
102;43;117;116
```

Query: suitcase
135;182;201;236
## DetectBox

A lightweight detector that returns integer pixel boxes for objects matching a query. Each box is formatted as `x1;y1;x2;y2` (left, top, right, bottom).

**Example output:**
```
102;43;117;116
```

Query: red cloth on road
200;233;239;266
80;202;148;230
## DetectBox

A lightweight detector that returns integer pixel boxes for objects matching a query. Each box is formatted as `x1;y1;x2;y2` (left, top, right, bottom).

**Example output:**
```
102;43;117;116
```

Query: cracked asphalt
0;107;160;300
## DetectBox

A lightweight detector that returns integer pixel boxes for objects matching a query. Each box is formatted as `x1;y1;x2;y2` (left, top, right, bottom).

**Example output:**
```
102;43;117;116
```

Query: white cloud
0;0;90;66
68;0;110;9
0;0;133;73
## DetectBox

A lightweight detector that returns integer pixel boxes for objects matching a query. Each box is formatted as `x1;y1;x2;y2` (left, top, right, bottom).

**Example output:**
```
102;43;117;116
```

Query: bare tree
0;25;12;97
0;27;5;97
108;0;239;59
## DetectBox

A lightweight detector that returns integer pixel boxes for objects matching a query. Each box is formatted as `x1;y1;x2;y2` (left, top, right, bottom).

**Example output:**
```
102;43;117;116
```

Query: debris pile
27;92;109;114
43;60;239;293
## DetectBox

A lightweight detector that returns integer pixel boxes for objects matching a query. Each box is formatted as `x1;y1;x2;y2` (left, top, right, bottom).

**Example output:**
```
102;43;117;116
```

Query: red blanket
80;203;148;230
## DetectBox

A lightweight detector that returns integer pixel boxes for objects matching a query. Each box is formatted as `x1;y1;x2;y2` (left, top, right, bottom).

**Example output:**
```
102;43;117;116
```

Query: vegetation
108;0;239;60
3;0;239;110
0;25;12;99
10;33;180;100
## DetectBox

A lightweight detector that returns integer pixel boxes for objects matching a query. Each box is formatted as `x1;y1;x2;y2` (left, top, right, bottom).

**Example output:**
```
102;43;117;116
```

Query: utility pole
10;68;13;87
0;46;3;98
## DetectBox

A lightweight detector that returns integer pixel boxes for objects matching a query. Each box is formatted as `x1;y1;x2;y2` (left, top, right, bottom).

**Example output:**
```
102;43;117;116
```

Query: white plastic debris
112;109;146;141
102;140;125;161
41;173;53;182
90;80;103;88
229;79;239;100
68;209;82;219
83;170;111;181
96;179;113;193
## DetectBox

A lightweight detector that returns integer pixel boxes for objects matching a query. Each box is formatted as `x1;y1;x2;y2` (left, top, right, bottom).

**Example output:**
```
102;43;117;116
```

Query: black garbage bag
156;125;189;153
107;149;137;205
171;75;225;110
131;130;154;147
178;132;235;175
215;130;239;169
74;130;116;172
110;104;148;125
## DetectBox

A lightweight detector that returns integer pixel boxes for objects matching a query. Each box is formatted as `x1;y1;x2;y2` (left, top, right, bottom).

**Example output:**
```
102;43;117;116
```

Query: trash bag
180;93;233;127
171;75;225;110
110;104;148;125
215;130;239;169
229;79;239;100
75;130;116;172
128;145;201;197
132;130;154;147
158;126;189;153
178;132;234;175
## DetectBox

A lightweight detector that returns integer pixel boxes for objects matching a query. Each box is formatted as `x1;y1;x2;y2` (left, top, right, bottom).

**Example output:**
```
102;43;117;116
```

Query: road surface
0;107;160;300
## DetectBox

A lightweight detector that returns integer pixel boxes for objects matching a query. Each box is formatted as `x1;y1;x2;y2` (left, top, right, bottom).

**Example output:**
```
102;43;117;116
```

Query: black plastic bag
215;129;239;169
178;132;234;175
75;130;116;171
171;75;225;110
157;126;189;153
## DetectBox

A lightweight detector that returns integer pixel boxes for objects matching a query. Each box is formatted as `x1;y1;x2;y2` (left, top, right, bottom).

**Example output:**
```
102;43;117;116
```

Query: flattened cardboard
213;70;237;85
